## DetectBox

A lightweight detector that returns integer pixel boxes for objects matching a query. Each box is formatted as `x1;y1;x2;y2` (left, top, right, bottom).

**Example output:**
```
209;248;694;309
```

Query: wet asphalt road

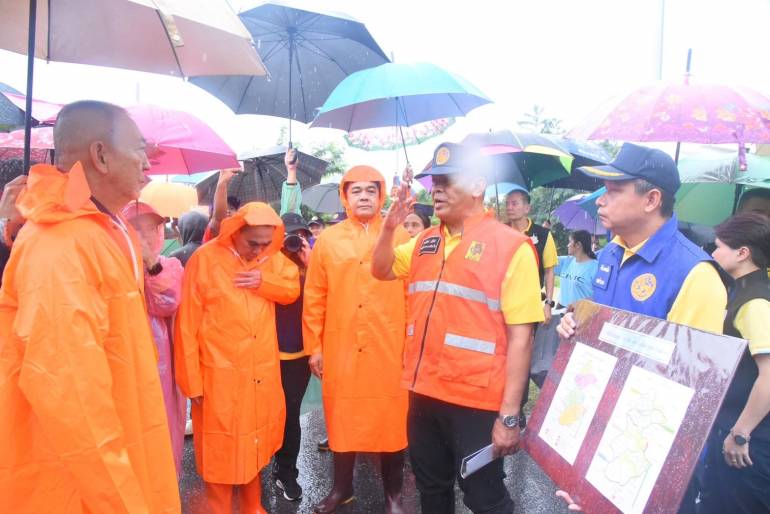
179;379;567;514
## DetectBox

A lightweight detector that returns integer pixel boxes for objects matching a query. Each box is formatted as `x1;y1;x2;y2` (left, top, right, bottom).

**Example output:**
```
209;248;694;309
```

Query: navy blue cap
413;203;434;218
416;142;477;178
577;143;681;195
308;215;325;227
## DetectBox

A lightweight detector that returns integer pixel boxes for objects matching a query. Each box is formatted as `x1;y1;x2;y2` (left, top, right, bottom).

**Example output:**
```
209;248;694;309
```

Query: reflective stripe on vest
444;333;496;355
407;280;501;312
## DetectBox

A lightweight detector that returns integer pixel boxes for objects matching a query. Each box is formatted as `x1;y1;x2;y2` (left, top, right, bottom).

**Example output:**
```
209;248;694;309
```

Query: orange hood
339;165;387;223
217;201;285;258
17;163;100;224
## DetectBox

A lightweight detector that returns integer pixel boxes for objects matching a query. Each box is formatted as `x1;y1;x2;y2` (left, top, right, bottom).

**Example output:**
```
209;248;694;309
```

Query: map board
523;301;747;514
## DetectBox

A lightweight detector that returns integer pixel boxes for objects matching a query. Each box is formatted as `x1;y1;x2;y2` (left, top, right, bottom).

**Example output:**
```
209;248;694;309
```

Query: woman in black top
701;212;770;514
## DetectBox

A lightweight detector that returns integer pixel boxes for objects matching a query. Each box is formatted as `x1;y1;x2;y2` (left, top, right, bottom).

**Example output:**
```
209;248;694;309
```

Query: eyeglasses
246;240;272;249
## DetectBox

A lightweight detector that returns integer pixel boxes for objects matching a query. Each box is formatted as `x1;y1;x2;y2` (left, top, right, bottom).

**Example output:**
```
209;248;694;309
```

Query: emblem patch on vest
465;241;486;262
419;236;441;255
631;273;657;301
530;234;539;246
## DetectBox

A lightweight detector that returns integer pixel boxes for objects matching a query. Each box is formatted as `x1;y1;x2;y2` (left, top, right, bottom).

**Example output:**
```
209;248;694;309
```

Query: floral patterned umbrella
344;118;455;151
568;81;770;168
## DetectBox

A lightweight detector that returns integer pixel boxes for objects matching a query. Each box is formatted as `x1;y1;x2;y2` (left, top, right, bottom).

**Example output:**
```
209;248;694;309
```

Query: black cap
416;142;477;178
281;213;310;235
308;215;325;227
577;142;681;195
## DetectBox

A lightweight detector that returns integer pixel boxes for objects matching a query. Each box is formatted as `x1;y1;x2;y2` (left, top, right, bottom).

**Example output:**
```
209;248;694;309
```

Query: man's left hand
234;270;262;289
543;304;552;325
491;419;521;458
723;433;753;468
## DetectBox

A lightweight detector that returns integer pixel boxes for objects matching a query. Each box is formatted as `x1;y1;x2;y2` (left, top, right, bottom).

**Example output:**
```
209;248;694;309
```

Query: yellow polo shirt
525;218;557;269
392;227;544;325
734;299;770;356
612;236;727;333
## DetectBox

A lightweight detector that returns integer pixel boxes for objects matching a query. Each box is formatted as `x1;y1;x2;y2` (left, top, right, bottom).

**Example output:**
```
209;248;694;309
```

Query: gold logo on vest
465;241;486;262
631;273;657;301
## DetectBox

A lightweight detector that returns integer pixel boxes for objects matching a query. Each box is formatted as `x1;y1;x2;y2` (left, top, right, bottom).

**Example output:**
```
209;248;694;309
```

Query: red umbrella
0;103;238;175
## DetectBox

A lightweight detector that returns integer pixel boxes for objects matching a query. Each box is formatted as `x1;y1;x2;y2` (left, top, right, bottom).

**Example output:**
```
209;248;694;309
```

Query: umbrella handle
23;0;38;176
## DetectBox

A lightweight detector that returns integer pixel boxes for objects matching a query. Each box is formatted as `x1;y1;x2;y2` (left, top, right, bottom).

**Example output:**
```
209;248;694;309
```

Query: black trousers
274;356;311;481
699;426;770;514
407;392;514;514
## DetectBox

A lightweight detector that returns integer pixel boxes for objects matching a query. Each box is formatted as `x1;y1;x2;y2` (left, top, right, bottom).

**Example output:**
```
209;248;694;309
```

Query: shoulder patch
418;236;441;255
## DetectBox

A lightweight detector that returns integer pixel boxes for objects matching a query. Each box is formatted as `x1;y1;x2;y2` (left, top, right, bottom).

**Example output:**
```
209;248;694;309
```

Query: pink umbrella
0;103;239;175
2;92;62;125
126;105;238;175
568;81;770;168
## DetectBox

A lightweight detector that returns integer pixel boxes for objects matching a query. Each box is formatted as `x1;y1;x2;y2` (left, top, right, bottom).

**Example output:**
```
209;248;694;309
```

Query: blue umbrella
310;62;491;132
191;2;389;142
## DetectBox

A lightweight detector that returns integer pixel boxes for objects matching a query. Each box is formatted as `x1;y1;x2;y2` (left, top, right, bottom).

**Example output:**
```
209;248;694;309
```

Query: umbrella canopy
0;0;266;77
0;83;25;130
568;82;770;146
140;181;198;218
191;2;388;124
196;145;328;206
344;118;455;151
675;150;770;225
0;104;238;175
2;91;61;126
461;130;573;189
581;150;770;226
302;182;342;213
552;194;603;235
310;62;491;132
126;105;238;175
2;0;267;174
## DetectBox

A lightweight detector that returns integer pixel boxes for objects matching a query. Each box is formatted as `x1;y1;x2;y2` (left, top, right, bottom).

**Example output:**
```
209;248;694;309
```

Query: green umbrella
676;151;770;225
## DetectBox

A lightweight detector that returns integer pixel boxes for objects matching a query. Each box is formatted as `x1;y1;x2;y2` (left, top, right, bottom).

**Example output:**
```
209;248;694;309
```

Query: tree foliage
517;104;565;135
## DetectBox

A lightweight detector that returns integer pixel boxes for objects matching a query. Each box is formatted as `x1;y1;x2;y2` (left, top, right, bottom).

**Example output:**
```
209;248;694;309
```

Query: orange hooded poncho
302;166;410;452
0;163;180;513
175;202;300;484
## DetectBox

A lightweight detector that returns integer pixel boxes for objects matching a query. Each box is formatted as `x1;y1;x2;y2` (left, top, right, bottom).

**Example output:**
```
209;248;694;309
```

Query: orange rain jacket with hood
0;163;180;513
175;202;300;484
302;166;410;453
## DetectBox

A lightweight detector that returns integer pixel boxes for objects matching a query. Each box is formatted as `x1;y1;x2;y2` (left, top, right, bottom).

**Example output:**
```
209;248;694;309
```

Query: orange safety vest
403;212;530;411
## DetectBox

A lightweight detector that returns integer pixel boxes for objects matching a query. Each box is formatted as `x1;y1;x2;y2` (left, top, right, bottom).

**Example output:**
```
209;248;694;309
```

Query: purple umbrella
553;194;604;235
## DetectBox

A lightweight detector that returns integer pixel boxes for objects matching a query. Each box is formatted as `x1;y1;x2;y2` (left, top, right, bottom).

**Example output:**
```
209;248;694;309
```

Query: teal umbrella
581;151;770;226
676;151;770;225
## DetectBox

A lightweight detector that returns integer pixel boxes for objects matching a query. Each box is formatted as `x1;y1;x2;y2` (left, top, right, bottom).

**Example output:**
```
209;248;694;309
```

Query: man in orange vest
372;142;544;513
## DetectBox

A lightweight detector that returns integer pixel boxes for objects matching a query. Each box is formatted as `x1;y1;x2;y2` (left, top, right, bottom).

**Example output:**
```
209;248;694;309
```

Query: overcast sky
1;0;769;182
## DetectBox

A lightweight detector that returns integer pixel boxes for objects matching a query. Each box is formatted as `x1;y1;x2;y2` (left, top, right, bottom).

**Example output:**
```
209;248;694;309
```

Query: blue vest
592;216;712;318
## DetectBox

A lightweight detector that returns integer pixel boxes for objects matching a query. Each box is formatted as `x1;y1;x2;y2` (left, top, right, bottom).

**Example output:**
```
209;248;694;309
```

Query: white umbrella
1;0;267;170
0;0;266;77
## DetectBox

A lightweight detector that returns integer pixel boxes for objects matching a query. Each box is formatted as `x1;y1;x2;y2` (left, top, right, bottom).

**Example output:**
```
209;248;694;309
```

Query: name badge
594;263;612;290
419;236;441;255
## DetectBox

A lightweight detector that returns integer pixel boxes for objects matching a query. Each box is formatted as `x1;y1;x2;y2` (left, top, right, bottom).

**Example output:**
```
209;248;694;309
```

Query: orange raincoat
175;202;300;485
303;166;410;453
0;163;180;513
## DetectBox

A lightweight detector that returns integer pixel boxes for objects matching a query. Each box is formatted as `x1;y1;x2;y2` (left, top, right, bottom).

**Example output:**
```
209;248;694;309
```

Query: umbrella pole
23;0;38;175
288;34;294;146
674;141;681;164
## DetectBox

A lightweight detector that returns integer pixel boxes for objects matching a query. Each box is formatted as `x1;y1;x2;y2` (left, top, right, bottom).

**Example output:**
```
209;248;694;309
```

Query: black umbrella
196;145;328;207
191;2;389;143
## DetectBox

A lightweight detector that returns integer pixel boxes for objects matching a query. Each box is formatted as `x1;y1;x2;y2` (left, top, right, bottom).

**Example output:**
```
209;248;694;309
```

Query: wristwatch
730;428;751;446
544;299;555;308
499;413;520;429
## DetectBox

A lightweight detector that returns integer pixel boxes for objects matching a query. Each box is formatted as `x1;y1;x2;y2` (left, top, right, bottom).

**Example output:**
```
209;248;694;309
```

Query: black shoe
317;438;330;451
275;476;303;501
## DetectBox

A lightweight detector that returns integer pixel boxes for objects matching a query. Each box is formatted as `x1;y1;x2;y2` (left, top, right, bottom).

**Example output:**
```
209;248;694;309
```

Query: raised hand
383;183;415;230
